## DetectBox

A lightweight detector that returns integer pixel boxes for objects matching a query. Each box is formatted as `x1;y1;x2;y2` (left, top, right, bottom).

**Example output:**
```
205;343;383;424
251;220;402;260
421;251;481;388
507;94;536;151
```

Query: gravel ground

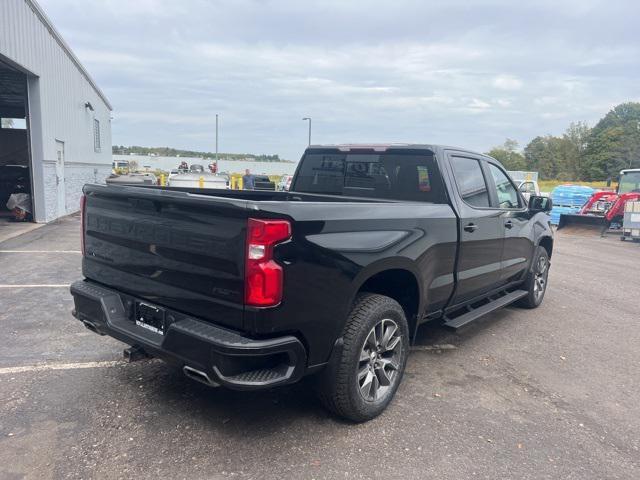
0;215;638;479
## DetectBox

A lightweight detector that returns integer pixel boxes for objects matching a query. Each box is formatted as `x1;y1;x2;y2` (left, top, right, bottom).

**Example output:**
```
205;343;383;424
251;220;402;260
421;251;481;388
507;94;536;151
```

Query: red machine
558;169;640;231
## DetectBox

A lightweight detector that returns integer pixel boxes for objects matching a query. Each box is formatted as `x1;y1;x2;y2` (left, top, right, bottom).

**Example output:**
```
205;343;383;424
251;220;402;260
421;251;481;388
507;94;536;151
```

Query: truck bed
81;184;455;337
133;184;397;203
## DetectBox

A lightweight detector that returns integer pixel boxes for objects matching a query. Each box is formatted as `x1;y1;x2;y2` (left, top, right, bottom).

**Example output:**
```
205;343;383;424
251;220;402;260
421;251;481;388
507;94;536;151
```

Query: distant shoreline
112;154;299;175
112;147;294;163
136;158;296;164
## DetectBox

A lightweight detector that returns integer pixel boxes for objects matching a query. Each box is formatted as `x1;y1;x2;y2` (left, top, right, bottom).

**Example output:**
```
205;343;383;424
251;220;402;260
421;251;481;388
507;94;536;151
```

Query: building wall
0;0;112;222
62;163;111;214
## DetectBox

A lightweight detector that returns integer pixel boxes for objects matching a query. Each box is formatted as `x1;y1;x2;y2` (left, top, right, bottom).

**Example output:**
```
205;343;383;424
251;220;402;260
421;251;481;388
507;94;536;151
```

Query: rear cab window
292;149;448;203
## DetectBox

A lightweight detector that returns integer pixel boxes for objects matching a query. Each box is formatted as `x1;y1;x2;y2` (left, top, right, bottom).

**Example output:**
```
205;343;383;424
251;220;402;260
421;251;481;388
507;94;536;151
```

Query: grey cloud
40;0;640;159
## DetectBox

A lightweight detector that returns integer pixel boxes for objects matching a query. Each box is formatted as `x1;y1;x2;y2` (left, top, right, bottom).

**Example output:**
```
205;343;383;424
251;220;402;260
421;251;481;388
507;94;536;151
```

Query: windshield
619;171;640;194
292;151;447;203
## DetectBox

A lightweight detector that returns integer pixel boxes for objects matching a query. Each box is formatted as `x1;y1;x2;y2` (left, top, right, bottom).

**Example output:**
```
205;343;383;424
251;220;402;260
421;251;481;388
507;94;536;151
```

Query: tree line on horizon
487;102;640;181
112;145;290;163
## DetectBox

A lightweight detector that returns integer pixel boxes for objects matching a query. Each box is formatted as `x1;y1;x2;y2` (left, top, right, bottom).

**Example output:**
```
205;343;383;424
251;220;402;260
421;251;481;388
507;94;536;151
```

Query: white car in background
508;171;542;202
276;174;294;191
517;180;541;202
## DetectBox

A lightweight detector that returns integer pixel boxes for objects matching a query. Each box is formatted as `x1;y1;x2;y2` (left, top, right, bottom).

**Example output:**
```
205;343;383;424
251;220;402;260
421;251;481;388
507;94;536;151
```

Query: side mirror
529;195;552;213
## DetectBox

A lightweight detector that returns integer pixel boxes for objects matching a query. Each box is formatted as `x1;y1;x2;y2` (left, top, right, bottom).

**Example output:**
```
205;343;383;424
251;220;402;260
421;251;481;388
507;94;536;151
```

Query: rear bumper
70;280;307;390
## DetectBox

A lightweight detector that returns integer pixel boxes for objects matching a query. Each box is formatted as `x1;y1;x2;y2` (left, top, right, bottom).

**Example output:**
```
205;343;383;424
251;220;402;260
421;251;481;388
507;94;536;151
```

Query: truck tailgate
82;185;249;329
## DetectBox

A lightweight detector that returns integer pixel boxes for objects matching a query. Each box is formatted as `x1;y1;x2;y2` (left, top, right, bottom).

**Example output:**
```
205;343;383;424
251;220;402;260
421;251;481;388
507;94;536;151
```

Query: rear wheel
317;293;409;422
516;246;550;309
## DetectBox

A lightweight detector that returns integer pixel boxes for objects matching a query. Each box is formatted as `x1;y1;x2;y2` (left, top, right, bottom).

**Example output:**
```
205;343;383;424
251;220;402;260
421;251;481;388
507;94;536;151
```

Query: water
113;155;298;176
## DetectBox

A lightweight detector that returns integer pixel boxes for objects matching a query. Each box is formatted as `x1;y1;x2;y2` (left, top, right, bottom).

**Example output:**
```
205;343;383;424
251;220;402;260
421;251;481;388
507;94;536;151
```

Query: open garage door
0;59;32;223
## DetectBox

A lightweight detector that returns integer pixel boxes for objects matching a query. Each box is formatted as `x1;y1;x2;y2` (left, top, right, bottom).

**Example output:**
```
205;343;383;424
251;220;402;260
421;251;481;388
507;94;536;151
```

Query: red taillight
245;218;291;307
80;194;87;256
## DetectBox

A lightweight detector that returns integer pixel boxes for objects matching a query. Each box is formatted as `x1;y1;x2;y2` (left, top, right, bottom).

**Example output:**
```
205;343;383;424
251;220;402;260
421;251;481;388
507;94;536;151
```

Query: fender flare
530;234;553;272
347;257;424;334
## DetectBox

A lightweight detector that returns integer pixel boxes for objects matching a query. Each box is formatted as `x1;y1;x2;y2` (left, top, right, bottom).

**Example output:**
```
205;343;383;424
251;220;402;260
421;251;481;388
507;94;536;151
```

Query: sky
40;0;640;161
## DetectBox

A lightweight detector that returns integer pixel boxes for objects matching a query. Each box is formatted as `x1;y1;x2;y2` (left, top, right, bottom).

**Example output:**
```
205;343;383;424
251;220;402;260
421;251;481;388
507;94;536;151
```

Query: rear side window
293;151;447;203
450;157;490;207
488;163;521;209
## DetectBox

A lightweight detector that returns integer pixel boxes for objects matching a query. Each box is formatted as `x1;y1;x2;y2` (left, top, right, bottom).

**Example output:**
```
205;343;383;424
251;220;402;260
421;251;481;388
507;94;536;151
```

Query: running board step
443;290;528;330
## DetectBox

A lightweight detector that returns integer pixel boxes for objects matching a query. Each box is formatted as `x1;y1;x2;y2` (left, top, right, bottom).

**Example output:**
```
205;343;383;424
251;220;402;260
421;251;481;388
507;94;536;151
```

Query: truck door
446;154;505;304
485;162;534;284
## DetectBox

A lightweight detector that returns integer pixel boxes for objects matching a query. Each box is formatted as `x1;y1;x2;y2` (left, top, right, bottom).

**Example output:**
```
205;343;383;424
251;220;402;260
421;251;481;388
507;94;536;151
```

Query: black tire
317;293;410;422
516;246;550;309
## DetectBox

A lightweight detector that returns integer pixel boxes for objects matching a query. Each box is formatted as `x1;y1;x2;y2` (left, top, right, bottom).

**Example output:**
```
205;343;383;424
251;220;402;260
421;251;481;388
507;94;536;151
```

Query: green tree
524;136;557;178
487;139;527;170
523;123;590;180
561;121;591;180
584;102;640;180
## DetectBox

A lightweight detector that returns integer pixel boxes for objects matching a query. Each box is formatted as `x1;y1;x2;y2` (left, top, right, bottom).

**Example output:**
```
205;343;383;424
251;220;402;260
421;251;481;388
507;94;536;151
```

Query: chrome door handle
464;223;478;233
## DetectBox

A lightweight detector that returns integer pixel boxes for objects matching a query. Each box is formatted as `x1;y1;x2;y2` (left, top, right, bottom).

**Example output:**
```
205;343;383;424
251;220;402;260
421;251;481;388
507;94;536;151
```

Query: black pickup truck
71;144;553;421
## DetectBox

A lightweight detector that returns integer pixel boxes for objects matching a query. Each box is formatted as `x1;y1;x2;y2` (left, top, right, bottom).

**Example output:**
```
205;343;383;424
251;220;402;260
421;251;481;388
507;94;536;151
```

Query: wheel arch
351;260;423;341
538;235;554;258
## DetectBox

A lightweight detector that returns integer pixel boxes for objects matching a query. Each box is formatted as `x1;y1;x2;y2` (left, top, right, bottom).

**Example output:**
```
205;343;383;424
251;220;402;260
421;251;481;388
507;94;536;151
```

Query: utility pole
302;117;311;146
215;114;219;163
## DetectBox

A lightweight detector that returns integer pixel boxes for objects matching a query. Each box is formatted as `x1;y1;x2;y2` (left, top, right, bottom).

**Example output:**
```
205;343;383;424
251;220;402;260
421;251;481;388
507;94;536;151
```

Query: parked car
253;174;276;190
71;144;553;422
112;160;130;172
276;174;294;192
517;180;540;202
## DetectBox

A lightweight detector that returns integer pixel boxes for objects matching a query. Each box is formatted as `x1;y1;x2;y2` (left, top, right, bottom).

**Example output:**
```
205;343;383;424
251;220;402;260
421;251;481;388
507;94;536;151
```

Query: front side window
488;163;520;209
450;157;490;208
293;151;447;203
618;171;640;194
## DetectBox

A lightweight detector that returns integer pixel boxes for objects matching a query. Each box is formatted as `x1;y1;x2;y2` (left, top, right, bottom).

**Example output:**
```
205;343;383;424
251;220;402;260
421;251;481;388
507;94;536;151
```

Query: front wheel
516;246;550;309
317;293;409;422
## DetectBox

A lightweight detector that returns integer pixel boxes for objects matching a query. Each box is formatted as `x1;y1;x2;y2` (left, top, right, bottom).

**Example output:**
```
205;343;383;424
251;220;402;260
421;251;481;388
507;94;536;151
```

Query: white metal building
0;0;112;223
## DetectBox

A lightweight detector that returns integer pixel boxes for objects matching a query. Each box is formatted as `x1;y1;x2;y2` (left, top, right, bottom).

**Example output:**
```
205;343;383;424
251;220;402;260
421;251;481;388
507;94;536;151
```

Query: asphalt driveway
0;215;638;479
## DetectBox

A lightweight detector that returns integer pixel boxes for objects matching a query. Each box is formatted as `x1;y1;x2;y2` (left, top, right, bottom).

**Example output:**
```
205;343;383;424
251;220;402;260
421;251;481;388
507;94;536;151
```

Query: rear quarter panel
246;201;457;366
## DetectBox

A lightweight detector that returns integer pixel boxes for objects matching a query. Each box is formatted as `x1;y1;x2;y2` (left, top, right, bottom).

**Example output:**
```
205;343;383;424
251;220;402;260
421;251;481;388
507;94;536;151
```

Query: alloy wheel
357;318;403;402
533;255;548;301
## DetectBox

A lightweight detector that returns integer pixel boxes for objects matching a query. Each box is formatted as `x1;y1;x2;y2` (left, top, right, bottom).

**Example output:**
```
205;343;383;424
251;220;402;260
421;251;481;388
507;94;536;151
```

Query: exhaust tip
82;320;104;336
183;365;220;387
